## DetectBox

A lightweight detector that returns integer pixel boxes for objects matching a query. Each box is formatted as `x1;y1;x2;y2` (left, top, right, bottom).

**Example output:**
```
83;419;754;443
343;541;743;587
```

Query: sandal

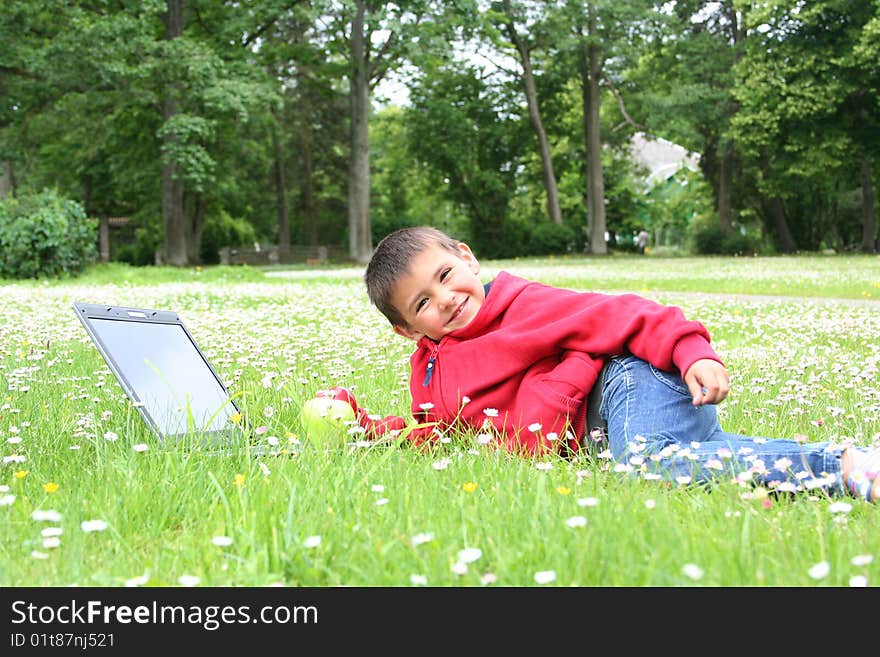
844;448;880;502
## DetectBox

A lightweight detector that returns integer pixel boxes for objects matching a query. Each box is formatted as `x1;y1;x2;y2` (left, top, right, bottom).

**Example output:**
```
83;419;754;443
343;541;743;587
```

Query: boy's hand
684;359;730;406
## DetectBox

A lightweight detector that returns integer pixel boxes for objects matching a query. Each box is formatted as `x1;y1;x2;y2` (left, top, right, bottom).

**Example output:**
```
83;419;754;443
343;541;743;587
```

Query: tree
406;62;526;258
319;0;479;263
492;0;562;225
731;0;879;252
1;0;279;265
630;1;746;241
548;0;652;255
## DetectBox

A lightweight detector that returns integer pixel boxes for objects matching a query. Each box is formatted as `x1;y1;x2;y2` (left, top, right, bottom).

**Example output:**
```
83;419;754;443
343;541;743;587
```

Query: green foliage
719;232;757;256
729;0;879;252
114;213;162;267
690;219;724;255
691;218;759;256
406;61;525;259
0;190;97;279
645;169;714;249
523;222;577;256
1;0;877;268
370;106;471;244
200;210;258;265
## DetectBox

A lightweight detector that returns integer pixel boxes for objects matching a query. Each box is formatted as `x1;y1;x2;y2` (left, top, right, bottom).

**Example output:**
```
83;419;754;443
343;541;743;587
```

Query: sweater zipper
422;343;440;387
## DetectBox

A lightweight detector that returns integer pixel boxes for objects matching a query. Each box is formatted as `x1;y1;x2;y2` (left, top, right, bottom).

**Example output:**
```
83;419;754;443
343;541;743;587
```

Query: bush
691;221;760;256
200;210;258;264
720;232;757;256
691;222;725;255
115;226;160;267
524;222;577;256
0;190;98;279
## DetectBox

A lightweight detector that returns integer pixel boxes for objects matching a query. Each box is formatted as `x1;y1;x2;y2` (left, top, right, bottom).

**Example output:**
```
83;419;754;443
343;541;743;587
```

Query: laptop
72;302;247;447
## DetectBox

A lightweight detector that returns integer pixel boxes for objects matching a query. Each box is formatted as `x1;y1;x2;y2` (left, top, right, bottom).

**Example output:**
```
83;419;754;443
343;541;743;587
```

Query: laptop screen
74;303;241;440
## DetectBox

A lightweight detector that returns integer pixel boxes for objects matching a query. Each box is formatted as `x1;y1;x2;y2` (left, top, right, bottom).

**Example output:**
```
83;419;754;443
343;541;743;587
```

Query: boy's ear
393;324;421;341
457;242;480;274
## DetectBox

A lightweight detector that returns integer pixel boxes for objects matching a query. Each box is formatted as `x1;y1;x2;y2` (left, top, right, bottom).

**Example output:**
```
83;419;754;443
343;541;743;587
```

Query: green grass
1;254;878;586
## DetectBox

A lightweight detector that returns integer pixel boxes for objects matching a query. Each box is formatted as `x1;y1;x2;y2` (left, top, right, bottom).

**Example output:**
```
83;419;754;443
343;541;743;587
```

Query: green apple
300;397;356;445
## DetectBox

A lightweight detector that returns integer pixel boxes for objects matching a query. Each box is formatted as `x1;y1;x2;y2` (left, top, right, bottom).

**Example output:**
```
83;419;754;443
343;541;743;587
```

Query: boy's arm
316;386;439;445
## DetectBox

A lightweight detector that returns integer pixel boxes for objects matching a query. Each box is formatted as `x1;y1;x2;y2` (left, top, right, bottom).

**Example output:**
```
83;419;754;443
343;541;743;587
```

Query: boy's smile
390;243;486;341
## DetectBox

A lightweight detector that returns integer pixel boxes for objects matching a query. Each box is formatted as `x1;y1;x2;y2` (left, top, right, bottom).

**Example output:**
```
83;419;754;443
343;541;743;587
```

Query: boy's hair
365;226;461;327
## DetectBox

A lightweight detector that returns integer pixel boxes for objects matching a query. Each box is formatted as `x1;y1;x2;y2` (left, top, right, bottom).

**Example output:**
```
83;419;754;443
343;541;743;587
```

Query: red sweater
351;271;721;455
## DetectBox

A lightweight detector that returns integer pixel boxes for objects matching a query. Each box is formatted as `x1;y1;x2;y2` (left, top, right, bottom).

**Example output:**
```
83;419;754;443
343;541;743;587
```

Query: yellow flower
556;486;572;496
13;470;28;479
462;482;478;493
230;412;243;425
233;474;246;488
42;482;59;493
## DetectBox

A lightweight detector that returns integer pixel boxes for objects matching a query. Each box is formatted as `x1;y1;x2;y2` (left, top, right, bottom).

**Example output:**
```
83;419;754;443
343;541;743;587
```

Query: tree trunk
768;196;797;253
861;154;876;253
347;0;372;264
829;186;843;250
185;195;206;264
502;0;562;225
718;149;734;235
272;119;290;258
829;222;843;251
161;0;187;267
717;1;742;237
0;161;14;197
582;7;606;255
576;34;591;243
99;216;110;263
300;109;318;248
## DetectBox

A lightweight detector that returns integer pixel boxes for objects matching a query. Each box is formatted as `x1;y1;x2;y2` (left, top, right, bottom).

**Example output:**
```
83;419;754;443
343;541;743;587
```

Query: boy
336;226;879;502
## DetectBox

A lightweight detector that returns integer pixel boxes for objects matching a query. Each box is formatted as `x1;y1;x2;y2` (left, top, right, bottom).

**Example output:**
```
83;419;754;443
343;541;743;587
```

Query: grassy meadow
1;253;879;587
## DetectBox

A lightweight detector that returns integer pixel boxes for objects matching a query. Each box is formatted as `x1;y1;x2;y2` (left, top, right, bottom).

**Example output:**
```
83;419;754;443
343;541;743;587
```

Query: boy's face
390;242;485;342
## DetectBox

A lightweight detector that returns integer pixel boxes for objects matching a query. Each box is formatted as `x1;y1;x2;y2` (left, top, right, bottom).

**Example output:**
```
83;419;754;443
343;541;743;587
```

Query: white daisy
31;509;62;522
125;574;149;587
81;520;108;532
808;561;830;580
178;575;201;587
682;563;704;581
457;547;482;564
534;570;556;584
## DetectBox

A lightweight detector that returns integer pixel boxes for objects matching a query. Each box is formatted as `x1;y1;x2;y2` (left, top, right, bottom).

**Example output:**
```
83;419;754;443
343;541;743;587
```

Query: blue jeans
594;355;844;494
